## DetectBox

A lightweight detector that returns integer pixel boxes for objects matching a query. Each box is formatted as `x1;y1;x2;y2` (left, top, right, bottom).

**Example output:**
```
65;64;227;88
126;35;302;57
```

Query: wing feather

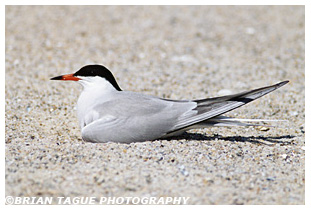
170;81;289;132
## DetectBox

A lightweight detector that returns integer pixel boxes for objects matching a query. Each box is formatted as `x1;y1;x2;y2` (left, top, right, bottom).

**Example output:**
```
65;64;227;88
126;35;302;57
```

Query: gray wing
81;92;197;143
82;81;288;142
167;81;289;134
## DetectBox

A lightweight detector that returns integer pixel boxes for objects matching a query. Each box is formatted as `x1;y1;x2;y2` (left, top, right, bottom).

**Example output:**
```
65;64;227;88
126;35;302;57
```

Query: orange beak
50;74;80;81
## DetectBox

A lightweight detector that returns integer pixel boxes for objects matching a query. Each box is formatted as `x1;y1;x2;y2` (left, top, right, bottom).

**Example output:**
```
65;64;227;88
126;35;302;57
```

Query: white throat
76;76;118;129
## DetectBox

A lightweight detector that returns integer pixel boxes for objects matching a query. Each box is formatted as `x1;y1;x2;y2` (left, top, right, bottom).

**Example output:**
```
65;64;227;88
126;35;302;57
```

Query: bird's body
78;90;196;143
51;65;288;143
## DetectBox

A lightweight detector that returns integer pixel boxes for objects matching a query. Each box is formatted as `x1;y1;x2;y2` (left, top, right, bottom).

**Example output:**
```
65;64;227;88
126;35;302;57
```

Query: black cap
74;65;122;91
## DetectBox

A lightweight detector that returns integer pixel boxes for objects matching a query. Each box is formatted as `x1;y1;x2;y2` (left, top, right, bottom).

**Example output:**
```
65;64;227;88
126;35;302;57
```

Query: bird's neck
76;81;118;129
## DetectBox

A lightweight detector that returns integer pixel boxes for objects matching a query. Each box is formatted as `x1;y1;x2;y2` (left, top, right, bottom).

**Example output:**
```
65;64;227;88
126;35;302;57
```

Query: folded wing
169;81;289;133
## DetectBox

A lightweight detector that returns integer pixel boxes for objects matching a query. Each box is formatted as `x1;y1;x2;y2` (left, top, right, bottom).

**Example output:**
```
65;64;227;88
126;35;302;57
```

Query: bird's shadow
164;132;296;145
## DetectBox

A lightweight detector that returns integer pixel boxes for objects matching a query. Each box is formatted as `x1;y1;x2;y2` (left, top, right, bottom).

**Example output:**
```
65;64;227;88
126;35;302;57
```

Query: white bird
51;64;288;143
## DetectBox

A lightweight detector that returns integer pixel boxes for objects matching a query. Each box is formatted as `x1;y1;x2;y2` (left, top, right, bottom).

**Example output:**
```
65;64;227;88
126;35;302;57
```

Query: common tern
51;64;288;143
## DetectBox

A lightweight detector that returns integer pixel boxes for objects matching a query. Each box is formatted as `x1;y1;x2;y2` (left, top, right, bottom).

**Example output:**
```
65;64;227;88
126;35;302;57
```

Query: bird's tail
198;116;287;127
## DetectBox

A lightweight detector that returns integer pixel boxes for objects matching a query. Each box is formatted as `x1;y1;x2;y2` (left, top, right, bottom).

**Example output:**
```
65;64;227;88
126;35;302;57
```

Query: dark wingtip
50;75;63;80
277;80;290;87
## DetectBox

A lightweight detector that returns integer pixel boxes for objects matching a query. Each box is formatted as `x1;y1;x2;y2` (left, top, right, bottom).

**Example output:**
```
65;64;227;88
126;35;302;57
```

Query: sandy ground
5;6;304;204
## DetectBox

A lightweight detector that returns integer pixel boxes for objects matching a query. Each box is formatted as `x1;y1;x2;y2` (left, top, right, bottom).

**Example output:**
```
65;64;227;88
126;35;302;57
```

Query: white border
2;1;308;208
